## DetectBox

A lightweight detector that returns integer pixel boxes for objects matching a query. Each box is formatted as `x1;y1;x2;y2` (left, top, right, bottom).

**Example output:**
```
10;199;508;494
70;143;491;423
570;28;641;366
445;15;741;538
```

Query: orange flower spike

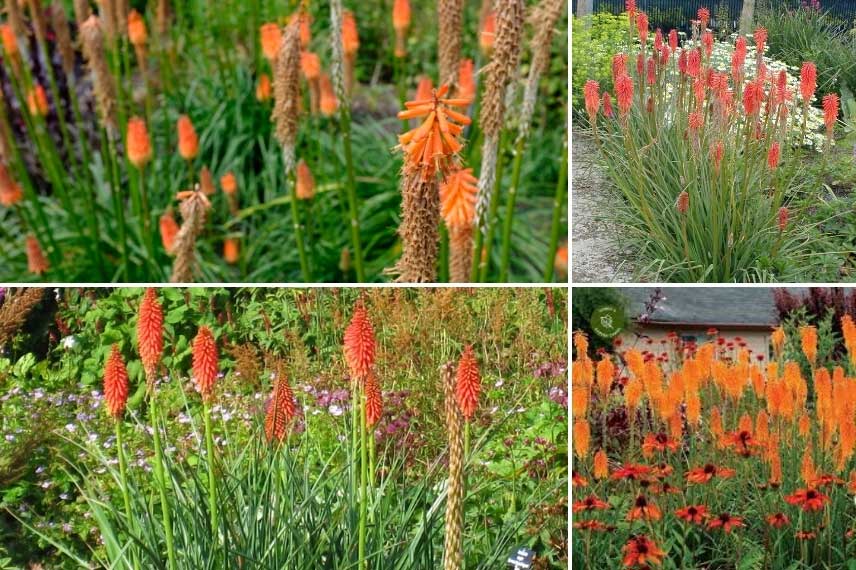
710;406;723;438
593;448;609;479
260;22;282;61
159;210;179;253
192;326;219;398
295;159;315;200
573;331;589;357
668;413;683;439
343;301;375;382
127;9;147;46
265;372;296;443
755;410;769;444
458;59;476;102
798;413;811;437
103;345;130;419
571;371;590;417
137;288;164;378
479;11;496;55
771;326;785;357
365;372;383;427
439;167;477;229
256;74;272;102
289;11;312;48
455;344;481;420
341;10;359;57
801;448;816;486
573;419;591;458
223;238;239;264
769;446;783;485
300;51;320;80
596;355;614;398
1;24;18;56
177;115;199;161
26;235;48;274
800;325;818;366
738;413;753;434
392;0;410;34
27;85;49;116
686;394;701;426
0;163;23;207
126;116;152;168
220;172;237;195
319;73;338;116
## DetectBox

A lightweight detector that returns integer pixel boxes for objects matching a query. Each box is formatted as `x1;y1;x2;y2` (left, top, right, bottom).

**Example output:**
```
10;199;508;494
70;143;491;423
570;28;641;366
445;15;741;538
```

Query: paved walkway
571;130;637;283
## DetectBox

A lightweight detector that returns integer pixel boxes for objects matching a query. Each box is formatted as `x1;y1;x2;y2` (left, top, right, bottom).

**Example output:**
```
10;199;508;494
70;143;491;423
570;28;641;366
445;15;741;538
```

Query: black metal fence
571;0;856;31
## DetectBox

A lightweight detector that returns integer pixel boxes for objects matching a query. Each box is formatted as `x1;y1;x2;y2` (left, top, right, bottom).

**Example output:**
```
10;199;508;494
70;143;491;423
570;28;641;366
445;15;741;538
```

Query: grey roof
618;287;778;327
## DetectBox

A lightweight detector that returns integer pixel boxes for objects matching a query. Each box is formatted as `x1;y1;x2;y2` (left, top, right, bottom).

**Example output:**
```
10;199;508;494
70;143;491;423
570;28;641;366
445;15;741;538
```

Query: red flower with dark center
675;504;708;524
785;488;829;512
767;512;790;528
811;474;844;488
622;534;665;568
708;513;745;533
627;495;662;521
642;433;679;457
572;472;588;487
796;530;817;540
192;326;219;398
722;429;762;457
574;520;615;532
611;463;652;481
573;495;610;513
687;463;736;484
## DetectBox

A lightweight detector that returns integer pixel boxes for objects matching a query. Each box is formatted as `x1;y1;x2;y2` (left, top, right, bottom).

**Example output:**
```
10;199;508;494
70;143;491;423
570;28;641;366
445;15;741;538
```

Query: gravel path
571;130;637;283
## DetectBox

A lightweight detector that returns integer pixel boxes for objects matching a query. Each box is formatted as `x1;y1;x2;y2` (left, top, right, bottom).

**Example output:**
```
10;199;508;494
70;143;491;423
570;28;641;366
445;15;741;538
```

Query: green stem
543;141;568;282
288;164;312;281
498;136;526;282
106;132;130;280
340;107;366;282
150;394;177;570
203;400;219;537
359;386;368;570
115;420;141;570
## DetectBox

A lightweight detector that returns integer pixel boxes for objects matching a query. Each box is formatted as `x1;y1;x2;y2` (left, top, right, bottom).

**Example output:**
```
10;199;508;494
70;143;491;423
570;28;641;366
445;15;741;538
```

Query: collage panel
571;286;856;568
571;0;856;283
0;0;568;284
0;286;569;568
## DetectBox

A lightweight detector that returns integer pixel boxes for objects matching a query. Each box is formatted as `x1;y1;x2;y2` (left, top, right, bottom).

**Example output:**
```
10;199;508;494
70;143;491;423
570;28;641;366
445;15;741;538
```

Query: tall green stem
543;143;568;282
115;420;141;570
359;387;368;570
150;394;177;570
203;400;219;537
340;108;366;282
498;137;527;282
288;166;312;281
106;132;130;280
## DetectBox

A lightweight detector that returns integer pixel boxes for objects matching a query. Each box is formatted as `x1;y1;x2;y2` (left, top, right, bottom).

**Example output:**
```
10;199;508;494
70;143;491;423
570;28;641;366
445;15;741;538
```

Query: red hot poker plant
344;302;375;382
192;326;218;398
455;344;480;420
137;288;163;383
365;372;383;427
103;345;130;419
265;371;297;443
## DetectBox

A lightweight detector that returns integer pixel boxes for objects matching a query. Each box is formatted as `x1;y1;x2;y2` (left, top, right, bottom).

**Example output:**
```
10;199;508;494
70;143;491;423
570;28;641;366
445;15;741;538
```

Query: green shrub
571;13;630;114
757;1;856;99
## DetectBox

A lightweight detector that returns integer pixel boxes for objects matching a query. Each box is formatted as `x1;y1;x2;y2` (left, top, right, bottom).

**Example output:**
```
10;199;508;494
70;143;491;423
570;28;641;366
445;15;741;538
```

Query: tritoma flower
137;288;163;381
572;319;856;567
103;345;129;419
192;326;219;398
454;344;480;420
397;84;471;180
343;301;375;382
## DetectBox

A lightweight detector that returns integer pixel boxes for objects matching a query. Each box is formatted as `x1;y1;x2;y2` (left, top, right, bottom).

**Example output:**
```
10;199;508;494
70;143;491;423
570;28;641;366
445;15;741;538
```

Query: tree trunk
739;0;755;35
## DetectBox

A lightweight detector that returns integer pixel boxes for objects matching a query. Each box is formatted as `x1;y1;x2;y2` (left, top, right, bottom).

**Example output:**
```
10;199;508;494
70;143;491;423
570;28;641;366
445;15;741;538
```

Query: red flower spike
104;345;130;419
455;344;481;420
344;302;376;382
137;288;164;378
365;372;383;427
192;326;219;398
265;373;296;443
